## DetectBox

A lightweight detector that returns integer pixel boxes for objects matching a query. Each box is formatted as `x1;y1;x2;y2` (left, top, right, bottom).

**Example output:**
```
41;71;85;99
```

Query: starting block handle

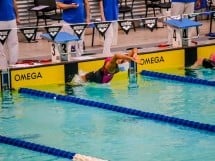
128;61;138;88
1;69;11;91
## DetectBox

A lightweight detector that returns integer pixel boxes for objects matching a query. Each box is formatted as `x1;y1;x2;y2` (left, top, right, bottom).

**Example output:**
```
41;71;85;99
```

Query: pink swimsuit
102;57;115;83
84;57;118;83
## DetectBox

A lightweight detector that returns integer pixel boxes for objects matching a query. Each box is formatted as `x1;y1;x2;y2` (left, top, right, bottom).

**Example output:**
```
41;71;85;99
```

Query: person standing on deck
98;0;119;55
56;0;91;56
167;0;196;45
0;0;20;69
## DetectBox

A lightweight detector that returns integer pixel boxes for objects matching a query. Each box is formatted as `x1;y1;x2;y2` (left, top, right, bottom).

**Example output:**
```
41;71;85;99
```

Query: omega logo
14;72;43;81
141;56;165;65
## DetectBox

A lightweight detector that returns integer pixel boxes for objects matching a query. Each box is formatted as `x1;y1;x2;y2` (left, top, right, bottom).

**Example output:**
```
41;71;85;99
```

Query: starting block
1;69;11;91
166;18;202;47
41;32;80;62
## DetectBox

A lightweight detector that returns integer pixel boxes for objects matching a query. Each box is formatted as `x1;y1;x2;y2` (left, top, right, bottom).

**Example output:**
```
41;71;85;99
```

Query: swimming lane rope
141;70;215;86
18;88;215;133
0;135;107;161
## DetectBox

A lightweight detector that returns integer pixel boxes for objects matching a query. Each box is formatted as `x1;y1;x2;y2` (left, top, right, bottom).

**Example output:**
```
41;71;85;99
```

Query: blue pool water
185;68;215;81
0;70;215;161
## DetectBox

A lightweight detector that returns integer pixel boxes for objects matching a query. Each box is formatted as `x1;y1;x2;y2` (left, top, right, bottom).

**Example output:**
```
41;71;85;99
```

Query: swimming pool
1;69;215;161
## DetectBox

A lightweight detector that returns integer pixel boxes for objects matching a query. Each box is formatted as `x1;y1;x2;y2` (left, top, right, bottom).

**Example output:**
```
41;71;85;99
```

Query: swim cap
118;62;129;71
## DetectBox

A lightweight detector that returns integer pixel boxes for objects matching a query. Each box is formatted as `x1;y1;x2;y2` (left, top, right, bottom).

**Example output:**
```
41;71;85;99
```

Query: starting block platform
41;32;80;62
166;18;202;29
166;18;202;47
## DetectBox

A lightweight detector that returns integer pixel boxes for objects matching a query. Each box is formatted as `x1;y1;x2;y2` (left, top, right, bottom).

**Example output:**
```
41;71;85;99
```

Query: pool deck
18;19;215;62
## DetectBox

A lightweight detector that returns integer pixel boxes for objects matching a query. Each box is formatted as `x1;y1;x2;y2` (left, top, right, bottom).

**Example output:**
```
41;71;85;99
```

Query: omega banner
11;65;65;89
137;49;184;71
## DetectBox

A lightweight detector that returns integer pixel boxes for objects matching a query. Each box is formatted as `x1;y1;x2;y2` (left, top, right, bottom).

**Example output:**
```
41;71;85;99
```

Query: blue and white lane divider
18;88;215;133
0;135;107;161
140;70;215;86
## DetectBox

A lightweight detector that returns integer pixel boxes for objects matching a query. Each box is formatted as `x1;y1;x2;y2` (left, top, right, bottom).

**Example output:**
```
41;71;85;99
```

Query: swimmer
71;48;142;85
187;52;215;69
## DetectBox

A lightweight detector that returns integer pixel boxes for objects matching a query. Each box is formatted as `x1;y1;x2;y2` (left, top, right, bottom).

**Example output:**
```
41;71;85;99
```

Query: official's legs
0;20;18;69
184;2;195;40
102;23;113;55
112;22;118;46
102;21;118;54
171;3;186;16
167;3;186;45
76;31;84;56
6;19;19;65
168;2;195;45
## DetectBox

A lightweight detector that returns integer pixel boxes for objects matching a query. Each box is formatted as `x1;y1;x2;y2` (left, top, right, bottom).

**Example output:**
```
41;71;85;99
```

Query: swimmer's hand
131;48;143;65
132;56;143;65
135;58;143;65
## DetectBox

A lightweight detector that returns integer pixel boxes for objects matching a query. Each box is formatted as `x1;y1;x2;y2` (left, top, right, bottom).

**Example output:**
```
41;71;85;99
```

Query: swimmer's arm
182;64;200;70
104;54;134;73
187;65;200;70
105;52;142;72
184;66;200;70
114;53;142;64
115;53;135;61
